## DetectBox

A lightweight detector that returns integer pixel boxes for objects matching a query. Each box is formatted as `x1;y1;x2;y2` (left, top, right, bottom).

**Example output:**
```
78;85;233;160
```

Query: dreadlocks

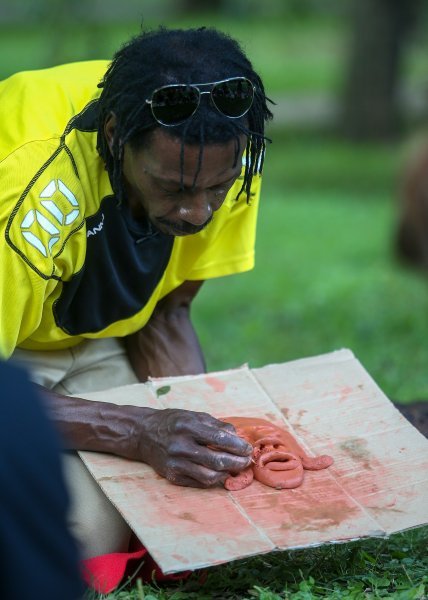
96;26;273;205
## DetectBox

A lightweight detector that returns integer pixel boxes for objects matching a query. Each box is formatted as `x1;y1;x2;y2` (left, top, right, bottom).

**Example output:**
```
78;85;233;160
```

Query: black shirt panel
54;195;174;335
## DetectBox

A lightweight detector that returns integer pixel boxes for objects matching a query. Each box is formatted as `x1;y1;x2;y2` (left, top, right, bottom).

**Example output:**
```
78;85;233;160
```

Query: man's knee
63;452;131;558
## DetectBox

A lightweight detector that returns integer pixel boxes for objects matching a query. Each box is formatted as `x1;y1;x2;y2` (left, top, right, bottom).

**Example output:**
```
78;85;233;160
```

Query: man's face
116;127;245;237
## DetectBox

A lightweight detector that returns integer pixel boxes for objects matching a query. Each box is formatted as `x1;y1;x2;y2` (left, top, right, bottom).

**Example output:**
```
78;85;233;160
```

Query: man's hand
39;389;252;489
128;407;253;488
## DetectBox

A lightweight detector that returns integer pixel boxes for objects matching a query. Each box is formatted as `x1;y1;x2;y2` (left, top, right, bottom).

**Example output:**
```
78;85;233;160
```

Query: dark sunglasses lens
211;79;254;117
151;85;199;124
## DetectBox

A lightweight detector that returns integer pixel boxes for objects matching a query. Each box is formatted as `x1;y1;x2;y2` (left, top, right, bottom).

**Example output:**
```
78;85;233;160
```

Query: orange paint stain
205;376;227;393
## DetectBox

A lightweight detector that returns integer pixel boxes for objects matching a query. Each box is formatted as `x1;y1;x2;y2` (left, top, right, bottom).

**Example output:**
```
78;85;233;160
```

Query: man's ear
104;112;117;156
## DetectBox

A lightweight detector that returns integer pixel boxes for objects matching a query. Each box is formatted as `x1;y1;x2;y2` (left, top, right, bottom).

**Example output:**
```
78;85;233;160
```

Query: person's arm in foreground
38;281;252;488
0;362;84;600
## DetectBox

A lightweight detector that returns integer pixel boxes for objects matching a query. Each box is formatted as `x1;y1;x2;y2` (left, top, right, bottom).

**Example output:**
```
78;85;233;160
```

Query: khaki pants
12;338;140;559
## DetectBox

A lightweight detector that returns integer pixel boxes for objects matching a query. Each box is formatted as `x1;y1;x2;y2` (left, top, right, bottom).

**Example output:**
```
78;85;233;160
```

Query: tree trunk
341;0;419;141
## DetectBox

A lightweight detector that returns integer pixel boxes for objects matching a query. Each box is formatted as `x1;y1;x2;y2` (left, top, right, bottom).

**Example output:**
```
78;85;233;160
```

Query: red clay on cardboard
222;417;334;491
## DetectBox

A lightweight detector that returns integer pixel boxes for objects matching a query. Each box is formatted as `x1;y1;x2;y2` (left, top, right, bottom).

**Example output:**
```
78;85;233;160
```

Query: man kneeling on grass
0;26;273;557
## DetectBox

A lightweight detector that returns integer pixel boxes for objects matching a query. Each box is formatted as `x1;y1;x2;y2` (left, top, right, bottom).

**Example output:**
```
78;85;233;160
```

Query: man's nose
178;191;212;226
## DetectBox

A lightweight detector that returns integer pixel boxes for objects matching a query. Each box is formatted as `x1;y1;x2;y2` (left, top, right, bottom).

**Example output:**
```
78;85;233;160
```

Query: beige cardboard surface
78;349;428;573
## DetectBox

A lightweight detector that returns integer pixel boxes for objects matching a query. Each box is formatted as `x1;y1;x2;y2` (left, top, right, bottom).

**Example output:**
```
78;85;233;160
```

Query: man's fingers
179;441;252;472
173;412;250;451
218;421;236;434
144;409;254;488
170;412;252;456
163;458;229;488
194;423;252;456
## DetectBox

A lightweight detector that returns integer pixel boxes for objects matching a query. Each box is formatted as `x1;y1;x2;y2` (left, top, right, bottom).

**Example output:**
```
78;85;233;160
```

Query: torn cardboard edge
78;349;428;574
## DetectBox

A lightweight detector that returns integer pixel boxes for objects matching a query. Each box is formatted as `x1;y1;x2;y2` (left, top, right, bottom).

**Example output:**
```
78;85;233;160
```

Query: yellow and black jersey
0;61;261;359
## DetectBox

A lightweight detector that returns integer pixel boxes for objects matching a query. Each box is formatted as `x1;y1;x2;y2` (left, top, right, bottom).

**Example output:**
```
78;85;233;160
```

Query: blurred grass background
195;129;428;402
2;0;427;404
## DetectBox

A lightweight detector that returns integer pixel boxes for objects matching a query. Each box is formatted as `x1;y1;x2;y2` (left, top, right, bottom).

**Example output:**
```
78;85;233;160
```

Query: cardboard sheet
78;349;428;573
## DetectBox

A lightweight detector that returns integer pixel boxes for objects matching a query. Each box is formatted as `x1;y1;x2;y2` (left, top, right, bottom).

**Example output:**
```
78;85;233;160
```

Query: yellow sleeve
0;61;108;160
0;62;110;357
0;140;86;358
0;239;57;359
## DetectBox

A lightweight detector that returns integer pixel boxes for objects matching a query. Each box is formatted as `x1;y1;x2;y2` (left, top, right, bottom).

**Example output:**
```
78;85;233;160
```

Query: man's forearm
125;280;207;381
35;384;156;458
125;306;206;381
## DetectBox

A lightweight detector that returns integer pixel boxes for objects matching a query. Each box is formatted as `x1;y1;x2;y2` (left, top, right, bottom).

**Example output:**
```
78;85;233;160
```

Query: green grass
195;192;428;402
1;11;427;96
194;135;428;403
0;17;339;94
85;527;427;598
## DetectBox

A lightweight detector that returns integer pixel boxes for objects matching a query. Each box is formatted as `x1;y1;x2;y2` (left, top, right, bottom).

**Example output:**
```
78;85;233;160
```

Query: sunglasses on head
146;76;255;126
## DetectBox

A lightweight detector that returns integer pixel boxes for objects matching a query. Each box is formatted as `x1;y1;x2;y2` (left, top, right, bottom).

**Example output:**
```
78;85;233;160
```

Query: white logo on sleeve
20;179;80;257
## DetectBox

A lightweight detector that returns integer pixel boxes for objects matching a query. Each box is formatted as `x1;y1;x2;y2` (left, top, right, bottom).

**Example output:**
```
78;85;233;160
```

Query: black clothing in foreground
0;361;84;600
